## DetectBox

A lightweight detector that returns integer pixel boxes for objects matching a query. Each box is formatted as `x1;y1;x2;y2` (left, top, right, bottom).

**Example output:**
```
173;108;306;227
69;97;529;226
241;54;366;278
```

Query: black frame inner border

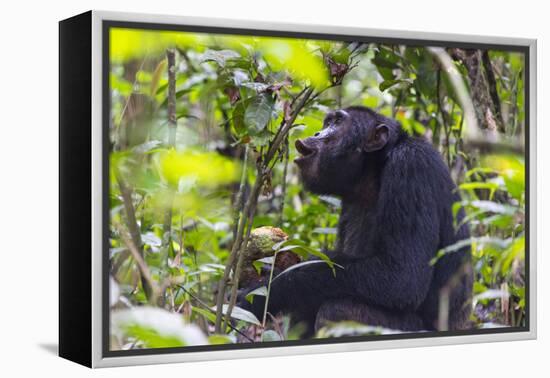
101;19;531;358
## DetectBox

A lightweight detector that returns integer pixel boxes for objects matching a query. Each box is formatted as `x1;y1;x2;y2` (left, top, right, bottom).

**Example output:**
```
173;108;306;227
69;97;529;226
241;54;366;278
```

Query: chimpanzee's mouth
295;139;316;163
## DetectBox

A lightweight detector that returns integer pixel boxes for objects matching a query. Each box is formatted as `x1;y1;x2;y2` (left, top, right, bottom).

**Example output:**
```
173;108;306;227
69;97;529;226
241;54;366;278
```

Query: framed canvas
59;10;537;368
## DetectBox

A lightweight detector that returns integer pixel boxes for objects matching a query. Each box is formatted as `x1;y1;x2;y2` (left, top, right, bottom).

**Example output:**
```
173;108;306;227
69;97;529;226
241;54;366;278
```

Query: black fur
241;106;472;333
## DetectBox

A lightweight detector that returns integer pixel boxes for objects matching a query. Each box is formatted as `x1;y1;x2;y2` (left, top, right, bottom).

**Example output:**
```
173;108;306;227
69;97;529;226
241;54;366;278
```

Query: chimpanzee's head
294;106;401;196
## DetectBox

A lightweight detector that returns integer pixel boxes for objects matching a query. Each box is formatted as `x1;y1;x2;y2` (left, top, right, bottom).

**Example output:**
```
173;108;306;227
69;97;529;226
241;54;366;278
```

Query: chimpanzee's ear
363;124;389;152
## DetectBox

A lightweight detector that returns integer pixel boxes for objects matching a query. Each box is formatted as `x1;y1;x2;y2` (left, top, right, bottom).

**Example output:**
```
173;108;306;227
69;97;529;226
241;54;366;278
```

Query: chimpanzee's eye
333;110;348;125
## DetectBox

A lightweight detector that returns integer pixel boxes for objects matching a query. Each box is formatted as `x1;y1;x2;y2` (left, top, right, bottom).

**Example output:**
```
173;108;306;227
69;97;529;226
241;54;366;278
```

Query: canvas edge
527;39;537;340
89;10;537;368
91;10;103;369
59;10;93;368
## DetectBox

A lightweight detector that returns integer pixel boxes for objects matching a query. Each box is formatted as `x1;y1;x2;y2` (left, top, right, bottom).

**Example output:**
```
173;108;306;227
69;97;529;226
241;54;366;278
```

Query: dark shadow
38;343;59;356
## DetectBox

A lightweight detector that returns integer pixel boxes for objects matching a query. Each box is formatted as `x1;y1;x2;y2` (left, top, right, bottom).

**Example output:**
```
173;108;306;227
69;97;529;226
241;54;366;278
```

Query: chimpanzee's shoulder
390;136;443;165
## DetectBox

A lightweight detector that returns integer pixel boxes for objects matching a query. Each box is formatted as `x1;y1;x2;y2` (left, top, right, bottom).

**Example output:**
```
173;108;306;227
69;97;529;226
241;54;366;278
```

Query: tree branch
449;48;504;133
115;223;157;304
115;173;153;301
223;184;260;331
482;50;505;132
264;87;314;165
278;137;290;227
214;87;315;333
162;49;177;254
214;172;263;332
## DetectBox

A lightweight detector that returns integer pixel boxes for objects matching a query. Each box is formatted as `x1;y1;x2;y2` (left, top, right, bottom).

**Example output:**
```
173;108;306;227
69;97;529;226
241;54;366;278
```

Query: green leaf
469;200;517;215
316;321;398;338
245;286;268;303
150;58;167;96
473;289;509;304
124;324;186;348
200;49;240;67
160;149;240;188
158;88;193;108
244;93;275;132
232;99;249;135
176;111;199;120
250;129;273;147
459;182;500;199
110;29;200;62
372;47;401;80
191;307;233;335
379;79;412;92
255;256;275;264
212;304;261;325
275;239;335;269
273;260;343;282
482;155;525;200
430;237;513;265
142;232;162;248
251;259;263;275
110;73;133;97
318;195;342;208
208;334;234;345
372;54;399;69
191;306;217;324
112;308;208;348
262;39;329;89
241;82;270;92
500;235;525;275
262;330;282;342
473;281;488;294
414;50;438;98
132;140;163;154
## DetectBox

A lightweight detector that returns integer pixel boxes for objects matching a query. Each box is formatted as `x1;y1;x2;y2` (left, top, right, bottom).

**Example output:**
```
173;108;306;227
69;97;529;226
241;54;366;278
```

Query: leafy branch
214;87;314;333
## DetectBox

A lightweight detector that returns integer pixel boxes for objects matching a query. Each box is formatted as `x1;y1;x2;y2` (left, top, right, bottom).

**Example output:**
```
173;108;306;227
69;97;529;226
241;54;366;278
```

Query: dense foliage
108;28;526;349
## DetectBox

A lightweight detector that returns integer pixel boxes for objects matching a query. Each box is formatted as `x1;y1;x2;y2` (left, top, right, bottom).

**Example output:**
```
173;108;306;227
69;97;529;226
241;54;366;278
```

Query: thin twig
115;172;153;301
278;137;290;227
264;87;314;165
162;48;177;255
214;173;264;332
116;224;158;304
223;185;261;331
289;86;309;108
482;50;505;132
166;49;177;145
214;87;315;333
436;69;452;167
262;251;279;328
116;56;149;128
223;89;315;327
232;146;249;240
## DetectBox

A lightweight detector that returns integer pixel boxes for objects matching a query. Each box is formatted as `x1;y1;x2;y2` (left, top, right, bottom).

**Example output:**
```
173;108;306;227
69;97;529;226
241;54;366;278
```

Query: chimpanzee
240;106;472;334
